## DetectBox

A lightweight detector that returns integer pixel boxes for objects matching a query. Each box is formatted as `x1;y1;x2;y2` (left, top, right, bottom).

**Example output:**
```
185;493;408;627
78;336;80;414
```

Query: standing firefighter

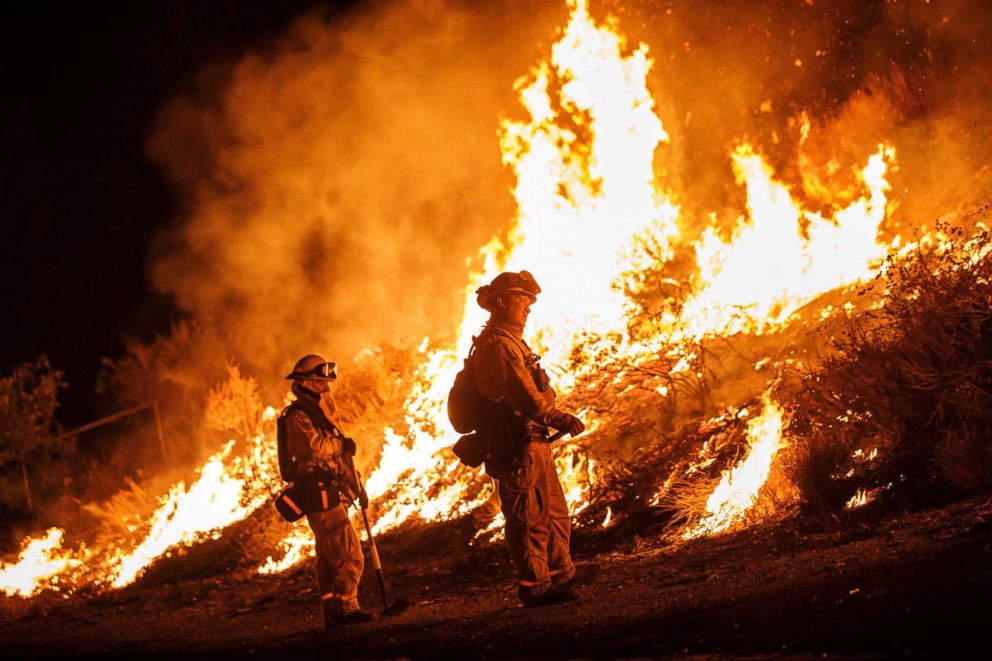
280;354;375;628
471;270;600;607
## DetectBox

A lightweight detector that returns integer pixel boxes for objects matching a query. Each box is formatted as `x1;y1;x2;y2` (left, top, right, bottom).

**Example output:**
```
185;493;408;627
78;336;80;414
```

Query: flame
679;144;894;339
682;394;786;540
845;489;871;510
109;441;267;588
2;405;285;597
258;524;315;575
0;528;84;597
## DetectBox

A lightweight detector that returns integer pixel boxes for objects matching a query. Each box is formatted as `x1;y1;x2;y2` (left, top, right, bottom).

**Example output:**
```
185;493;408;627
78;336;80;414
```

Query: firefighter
283;354;375;628
472;271;601;607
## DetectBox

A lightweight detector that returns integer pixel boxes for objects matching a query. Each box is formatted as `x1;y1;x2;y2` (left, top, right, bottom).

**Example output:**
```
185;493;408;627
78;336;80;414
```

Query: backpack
447;339;493;434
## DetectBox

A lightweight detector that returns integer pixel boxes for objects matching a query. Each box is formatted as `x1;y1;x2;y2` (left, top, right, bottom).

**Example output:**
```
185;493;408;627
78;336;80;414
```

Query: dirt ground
2;495;991;659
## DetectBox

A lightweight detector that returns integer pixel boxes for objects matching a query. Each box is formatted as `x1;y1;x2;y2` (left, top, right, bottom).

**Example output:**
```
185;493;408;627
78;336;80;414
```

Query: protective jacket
283;383;364;617
285;384;352;483
473;322;577;464
472;321;576;599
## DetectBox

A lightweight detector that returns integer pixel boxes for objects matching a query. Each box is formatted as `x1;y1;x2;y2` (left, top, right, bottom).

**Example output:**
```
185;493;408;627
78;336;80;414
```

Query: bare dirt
2;495;991;659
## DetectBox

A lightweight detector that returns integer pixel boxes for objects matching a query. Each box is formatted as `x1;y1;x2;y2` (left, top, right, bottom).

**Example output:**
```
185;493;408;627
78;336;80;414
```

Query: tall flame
680;144;894;339
363;0;678;534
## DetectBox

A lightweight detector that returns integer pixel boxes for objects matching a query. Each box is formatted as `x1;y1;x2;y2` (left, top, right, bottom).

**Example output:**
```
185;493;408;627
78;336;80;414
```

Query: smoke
146;0;992;406
147;0;568;395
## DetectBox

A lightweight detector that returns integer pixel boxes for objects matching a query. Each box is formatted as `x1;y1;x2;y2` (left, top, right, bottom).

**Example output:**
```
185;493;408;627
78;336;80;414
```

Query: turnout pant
496;442;576;597
307;504;364;616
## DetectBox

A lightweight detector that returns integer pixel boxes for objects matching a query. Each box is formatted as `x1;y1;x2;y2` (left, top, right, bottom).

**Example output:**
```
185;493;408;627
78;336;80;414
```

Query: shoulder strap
290;396;341;437
468;334;483;358
277;405;300;482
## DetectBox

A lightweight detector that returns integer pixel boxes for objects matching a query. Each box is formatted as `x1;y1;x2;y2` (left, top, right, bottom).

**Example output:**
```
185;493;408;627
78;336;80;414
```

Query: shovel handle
351;465;390;609
360;508;382;571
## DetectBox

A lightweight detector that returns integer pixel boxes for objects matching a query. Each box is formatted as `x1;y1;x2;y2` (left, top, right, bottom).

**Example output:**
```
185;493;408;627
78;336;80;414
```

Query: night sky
0;1;357;426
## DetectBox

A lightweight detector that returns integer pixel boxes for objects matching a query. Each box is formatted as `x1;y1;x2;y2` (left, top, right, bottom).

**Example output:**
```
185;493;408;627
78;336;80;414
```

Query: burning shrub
787;225;992;513
204;363;265;446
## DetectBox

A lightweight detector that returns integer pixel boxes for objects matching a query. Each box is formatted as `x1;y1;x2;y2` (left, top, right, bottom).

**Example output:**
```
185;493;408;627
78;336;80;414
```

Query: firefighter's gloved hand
560;413;585;437
341;437;357;456
358;486;369;509
550;410;585;438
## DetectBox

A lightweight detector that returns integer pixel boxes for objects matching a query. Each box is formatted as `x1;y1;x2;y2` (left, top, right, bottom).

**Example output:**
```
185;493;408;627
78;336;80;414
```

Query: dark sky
0;0;358;426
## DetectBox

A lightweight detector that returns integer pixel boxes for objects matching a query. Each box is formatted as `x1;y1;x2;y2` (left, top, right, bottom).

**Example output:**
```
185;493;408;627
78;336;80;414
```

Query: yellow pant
307;504;364;616
496;443;575;596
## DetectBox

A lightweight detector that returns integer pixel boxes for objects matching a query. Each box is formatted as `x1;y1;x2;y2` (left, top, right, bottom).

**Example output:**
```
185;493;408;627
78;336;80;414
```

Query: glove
341;437;357;456
358;486;370;509
549;410;585;438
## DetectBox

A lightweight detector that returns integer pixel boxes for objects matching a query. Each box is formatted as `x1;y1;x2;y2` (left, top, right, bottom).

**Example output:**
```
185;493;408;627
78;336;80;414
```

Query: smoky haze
147;0;992;399
148;0;569;393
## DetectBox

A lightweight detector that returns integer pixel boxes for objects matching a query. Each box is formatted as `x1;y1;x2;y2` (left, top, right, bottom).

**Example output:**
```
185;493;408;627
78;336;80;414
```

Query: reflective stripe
321;489;328;510
321;592;340;602
283;495;303;515
517;579;541;587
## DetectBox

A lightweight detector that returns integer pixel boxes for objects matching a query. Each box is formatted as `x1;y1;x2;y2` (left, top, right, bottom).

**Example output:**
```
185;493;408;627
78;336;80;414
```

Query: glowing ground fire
0;529;84;598
681;395;786;540
2;0;903;598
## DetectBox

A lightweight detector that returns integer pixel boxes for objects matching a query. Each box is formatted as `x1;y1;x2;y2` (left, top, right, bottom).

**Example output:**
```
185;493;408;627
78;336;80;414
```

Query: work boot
323;608;377;629
519;584;580;608
553;561;601;590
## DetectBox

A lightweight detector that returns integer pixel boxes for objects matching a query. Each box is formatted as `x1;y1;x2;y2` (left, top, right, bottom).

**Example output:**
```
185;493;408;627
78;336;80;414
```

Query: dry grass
203;363;264;444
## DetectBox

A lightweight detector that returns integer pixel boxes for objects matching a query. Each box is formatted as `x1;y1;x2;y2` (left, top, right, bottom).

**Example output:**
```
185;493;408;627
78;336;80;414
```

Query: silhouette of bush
787;225;992;513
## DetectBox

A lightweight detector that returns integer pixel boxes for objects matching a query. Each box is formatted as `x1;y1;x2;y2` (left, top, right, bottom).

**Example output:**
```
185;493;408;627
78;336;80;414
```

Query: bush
0;356;71;514
204;363;264;446
787;225;992;513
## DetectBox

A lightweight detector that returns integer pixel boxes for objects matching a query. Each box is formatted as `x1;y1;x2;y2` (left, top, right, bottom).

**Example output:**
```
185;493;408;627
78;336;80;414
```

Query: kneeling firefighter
279;354;375;628
467;271;601;607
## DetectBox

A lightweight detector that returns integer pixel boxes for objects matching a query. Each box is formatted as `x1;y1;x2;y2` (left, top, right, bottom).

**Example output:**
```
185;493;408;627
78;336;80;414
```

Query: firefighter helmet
285;354;337;381
476;270;541;311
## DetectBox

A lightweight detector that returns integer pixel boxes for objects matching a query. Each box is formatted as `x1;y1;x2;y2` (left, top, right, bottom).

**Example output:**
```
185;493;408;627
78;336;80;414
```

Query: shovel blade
382;597;410;617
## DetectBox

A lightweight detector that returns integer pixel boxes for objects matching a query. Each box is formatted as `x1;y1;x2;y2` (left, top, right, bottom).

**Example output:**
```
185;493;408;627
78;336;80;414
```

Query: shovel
349;464;409;617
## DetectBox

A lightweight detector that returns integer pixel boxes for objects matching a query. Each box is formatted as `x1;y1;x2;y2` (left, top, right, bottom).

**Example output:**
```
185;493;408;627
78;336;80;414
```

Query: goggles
285;361;337;381
310;362;337;380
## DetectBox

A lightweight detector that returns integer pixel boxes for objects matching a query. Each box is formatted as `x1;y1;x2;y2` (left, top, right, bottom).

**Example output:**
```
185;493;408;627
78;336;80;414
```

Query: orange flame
0;528;84;598
680;144;895;339
682;394;786;540
258;524;315;575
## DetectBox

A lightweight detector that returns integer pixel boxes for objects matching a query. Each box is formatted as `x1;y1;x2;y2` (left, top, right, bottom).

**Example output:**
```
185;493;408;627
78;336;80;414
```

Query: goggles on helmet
285;361;338;381
308;362;337;380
